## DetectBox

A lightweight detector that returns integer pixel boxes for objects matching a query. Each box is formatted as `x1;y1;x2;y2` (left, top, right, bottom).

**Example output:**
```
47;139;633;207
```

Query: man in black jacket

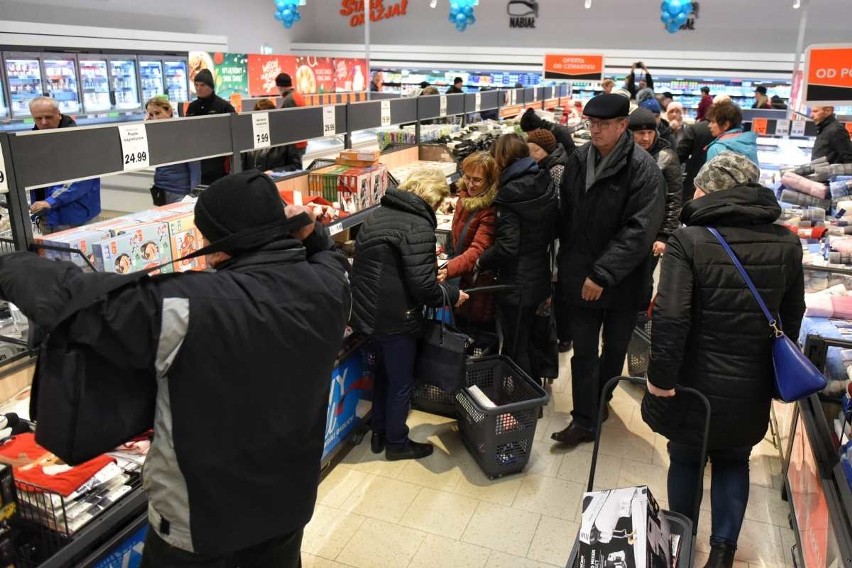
0;171;350;567
187;69;237;184
677;118;714;202
446;77;464;94
811;106;852;164
520;108;577;153
551;94;665;448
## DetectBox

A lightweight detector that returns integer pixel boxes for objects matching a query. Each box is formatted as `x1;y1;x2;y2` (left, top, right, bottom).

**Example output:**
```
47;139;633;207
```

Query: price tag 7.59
323;106;337;137
380;100;392;127
117;124;150;171
0;143;8;194
252;112;271;149
791;120;807;137
439;95;448;117
775;119;790;137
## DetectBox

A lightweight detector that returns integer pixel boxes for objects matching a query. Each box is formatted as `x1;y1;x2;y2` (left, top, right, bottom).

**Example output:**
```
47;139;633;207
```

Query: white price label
323;106;337;137
474;93;481;113
791;120;807;137
775;119;790;137
252;112;271;149
533;89;538;102
380;100;392;127
508;90;515;106
329;222;343;235
0;144;8;194
117;124;150;171
439;95;448;117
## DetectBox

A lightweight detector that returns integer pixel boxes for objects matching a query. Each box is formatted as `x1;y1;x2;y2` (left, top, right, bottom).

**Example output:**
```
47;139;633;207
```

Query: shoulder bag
707;227;825;402
413;285;471;393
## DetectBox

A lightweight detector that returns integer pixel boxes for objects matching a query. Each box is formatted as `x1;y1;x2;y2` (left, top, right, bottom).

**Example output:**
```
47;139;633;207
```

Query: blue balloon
660;13;670;24
660;1;668;10
293;10;301;21
456;12;467;25
450;1;460;11
275;0;286;7
463;5;473;16
468;14;476;25
666;0;682;16
680;0;693;14
674;11;688;25
456;23;467;32
666;22;679;33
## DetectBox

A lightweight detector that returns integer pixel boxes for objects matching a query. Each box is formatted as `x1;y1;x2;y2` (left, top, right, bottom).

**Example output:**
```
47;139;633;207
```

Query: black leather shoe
558;341;573;353
370;433;385;454
551;423;595;448
704;543;736;568
386;440;434;461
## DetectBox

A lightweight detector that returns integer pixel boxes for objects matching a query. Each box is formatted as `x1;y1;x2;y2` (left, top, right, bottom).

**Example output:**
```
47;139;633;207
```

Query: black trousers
140;528;303;568
369;334;418;449
499;304;539;384
570;306;638;430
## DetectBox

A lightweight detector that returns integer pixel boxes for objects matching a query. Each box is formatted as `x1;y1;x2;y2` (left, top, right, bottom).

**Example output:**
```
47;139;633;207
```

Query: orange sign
845;122;852;139
751;118;768;136
804;44;852;104
247;54;297;97
340;0;409;27
543;54;605;81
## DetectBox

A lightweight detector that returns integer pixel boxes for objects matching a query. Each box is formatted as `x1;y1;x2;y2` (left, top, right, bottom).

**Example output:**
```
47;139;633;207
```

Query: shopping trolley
564;376;711;568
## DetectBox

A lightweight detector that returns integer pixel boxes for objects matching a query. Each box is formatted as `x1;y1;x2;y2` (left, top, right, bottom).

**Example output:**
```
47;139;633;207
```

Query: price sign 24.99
117;124;151;171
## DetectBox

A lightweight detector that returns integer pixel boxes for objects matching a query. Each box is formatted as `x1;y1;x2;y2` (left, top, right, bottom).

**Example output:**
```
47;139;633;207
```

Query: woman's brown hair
490;133;529;172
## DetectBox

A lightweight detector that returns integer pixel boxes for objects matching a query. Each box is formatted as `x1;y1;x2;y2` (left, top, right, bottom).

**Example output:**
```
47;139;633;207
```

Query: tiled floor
303;352;796;568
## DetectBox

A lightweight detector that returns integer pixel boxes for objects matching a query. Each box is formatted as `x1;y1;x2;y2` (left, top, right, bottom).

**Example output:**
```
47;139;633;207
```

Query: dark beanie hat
526;129;557;154
628;108;658;132
275;72;293;88
194;69;214;89
583;94;630;119
195;171;287;250
520;108;544;132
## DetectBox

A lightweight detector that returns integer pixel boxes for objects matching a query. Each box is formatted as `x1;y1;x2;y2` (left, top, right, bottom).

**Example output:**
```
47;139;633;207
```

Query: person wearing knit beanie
187;69;237;185
526;128;557;161
640;98;662;115
693;151;760;196
519;109;577;153
628;107;658;134
194;69;214;90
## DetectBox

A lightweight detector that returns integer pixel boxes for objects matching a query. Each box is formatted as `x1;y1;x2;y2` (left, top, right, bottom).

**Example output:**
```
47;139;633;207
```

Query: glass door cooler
78;57;111;113
42;53;81;114
0;76;7;119
163;58;189;105
107;56;141;111
138;58;164;103
3;53;43;118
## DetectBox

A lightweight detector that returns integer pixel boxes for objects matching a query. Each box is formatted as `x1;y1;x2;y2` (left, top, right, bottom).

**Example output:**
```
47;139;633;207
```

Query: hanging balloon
448;0;477;32
273;0;303;29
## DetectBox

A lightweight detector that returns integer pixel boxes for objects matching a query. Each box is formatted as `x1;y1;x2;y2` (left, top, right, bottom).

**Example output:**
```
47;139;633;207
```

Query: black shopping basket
410;285;515;418
565;377;711;568
453;355;550;479
626;312;652;380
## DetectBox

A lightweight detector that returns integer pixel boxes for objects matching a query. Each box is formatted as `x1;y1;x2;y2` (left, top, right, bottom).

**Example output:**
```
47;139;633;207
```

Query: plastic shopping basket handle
587;376;711;537
464;284;522;295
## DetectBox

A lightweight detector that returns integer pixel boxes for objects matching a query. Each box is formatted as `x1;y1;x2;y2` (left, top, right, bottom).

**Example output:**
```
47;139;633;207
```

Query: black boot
370;433;385;454
704;542;736;568
386;440;433;461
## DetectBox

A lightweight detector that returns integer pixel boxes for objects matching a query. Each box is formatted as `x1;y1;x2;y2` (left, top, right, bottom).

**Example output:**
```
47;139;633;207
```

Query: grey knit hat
694;152;760;194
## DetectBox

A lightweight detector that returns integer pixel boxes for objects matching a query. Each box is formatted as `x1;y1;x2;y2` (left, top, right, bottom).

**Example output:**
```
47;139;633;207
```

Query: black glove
520;108;543;132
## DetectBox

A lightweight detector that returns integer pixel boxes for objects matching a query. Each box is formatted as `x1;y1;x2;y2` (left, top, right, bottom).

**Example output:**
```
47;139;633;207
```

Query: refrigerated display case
138;59;164;103
163;59;189;104
78;57;111;113
3;53;43;118
0;76;7;119
107;56;140;110
42;53;81;114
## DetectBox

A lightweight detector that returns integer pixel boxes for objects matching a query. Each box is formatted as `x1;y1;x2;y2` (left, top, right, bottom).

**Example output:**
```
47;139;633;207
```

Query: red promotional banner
247;54;297;97
333;58;369;92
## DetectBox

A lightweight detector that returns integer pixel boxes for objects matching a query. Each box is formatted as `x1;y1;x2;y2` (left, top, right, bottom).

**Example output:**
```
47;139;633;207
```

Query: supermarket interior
0;0;851;566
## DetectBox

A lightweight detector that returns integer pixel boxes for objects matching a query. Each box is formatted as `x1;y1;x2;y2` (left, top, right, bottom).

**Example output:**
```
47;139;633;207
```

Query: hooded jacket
31;115;101;228
0;231;351;555
641;185;805;450
658;119;677;149
446;183;497;323
186;92;237;184
812;114;852;165
478;157;558;307
706;127;760;166
557;134;665;310
351;189;460;336
647;136;683;242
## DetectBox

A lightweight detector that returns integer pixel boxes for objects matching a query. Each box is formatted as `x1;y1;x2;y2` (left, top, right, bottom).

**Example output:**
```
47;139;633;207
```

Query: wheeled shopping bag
565;377;711;568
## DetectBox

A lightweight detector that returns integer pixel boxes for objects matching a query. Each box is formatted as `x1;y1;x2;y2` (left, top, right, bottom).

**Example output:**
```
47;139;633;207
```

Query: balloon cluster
660;0;693;34
449;0;477;32
274;0;303;29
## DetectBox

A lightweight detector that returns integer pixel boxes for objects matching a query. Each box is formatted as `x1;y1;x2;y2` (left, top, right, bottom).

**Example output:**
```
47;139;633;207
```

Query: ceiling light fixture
585;0;592;8
793;0;801;8
430;0;437;7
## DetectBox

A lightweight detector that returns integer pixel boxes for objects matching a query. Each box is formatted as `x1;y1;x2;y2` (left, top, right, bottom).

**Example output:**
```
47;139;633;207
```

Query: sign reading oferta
507;0;538;29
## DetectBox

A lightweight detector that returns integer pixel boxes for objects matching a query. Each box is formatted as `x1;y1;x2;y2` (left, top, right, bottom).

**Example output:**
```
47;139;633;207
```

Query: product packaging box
92;222;174;275
337;168;372;214
165;213;207;272
35;228;110;270
369;164;388;207
339;149;380;163
578;486;672;568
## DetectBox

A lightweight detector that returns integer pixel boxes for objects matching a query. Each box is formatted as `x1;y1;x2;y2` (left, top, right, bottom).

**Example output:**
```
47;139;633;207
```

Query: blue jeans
369;334;417;450
667;441;752;548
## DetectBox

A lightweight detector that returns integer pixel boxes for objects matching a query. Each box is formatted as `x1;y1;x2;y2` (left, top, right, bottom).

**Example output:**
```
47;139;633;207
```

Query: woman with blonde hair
438;152;498;331
145;96;200;204
351;168;469;461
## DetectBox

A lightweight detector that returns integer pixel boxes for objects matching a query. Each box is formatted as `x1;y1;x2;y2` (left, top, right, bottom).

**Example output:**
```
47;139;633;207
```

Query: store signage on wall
340;0;409;27
803;44;852;104
543;54;605;82
507;0;538;28
211;52;249;98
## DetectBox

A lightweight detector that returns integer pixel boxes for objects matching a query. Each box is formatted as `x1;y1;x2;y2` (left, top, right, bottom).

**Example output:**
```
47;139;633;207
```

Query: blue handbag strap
706;227;781;335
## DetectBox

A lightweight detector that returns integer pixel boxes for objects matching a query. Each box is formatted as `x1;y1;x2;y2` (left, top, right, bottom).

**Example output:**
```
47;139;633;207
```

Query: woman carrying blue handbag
641;152;807;568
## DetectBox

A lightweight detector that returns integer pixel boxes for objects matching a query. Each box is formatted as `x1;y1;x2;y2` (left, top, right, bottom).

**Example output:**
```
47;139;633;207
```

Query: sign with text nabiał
543;54;604;82
804;44;852;104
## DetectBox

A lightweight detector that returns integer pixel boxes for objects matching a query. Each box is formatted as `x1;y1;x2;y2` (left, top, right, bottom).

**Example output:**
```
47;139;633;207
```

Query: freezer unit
139;59;165;103
78;58;111;113
42;54;81;114
3;54;42;118
163;59;189;104
0;78;7;118
108;56;141;110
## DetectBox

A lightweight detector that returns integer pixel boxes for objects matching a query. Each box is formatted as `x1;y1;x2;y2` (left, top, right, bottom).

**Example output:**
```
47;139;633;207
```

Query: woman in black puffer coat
351;169;466;462
478;133;558;384
641;152;805;568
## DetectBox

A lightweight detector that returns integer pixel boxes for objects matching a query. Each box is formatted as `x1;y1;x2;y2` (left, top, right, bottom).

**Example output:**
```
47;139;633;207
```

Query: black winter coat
351;189;460;335
538;118;577;153
540;143;571;193
677;121;714;202
187;93;237;184
242;144;303;173
641;185;805;450
648;136;683;242
658;119;677;149
812;115;852;165
479;157;558;307
557;134;665;310
0;232;350;555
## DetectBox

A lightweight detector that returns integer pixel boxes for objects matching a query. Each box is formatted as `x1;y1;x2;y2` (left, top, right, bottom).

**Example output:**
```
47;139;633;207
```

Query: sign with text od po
803;44;852;104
